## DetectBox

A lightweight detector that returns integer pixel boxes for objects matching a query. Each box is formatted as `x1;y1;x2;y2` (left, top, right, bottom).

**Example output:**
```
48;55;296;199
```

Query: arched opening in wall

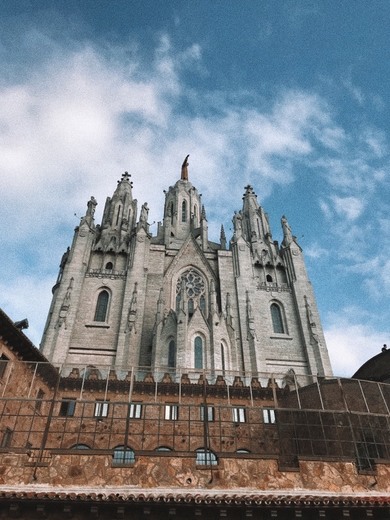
196;448;218;466
200;295;206;314
71;444;91;450
112;446;135;466
193;204;198;226
94;290;110;322
270;303;285;334
176;293;181;313
194;336;203;369
266;274;273;283
182;200;187;222
105;262;113;271
168;340;176;369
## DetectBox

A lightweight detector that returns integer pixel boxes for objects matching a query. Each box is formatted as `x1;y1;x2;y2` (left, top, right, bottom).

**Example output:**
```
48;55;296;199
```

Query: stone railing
86;268;127;280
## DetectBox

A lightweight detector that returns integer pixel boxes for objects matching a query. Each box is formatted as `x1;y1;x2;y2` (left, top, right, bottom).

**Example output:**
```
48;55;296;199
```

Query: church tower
41;158;332;380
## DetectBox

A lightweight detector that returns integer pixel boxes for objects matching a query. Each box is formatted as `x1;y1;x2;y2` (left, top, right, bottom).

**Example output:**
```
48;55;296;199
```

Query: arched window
71;444;91;450
112;446;135;465
188;299;194;317
194;336;203;369
182;200;187;222
94;290;109;322
105;262;113;271
266;274;273;282
200;295;206;314
196;448;218;466
168;340;176;368
193;204;198;226
271;303;284;334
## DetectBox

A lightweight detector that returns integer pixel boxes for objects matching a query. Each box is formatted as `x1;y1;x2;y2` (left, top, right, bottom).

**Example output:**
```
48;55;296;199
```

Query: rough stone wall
1;452;389;494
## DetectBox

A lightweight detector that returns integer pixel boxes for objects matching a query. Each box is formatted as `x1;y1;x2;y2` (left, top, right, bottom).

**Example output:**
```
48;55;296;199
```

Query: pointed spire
220;225;226;250
181;155;190;181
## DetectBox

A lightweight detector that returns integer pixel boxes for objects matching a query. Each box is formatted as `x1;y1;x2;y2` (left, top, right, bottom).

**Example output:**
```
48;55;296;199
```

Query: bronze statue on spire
181;155;189;180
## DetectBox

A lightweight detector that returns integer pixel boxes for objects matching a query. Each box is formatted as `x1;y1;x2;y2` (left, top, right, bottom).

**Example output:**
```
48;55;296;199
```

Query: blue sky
1;1;389;376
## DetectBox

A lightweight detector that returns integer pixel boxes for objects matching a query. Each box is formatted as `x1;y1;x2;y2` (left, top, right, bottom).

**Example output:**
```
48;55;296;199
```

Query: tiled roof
0;487;389;507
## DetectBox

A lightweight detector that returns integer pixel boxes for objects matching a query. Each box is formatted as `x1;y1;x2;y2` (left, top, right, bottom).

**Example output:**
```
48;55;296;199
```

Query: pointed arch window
94;290;109;322
188;299;194;317
168;340;176;368
182;200;187;222
194;336;203;369
271;303;284;334
200;295;206;314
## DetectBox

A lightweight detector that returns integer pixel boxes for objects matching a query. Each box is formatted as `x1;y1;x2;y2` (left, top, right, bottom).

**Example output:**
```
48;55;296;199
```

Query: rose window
176;269;206;315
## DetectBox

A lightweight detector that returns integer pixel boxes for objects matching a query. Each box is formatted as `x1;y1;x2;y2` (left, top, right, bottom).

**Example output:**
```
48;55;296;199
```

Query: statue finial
181;155;190;180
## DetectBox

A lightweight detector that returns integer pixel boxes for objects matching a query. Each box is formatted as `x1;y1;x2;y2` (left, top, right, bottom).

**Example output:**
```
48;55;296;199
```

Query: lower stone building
0;308;389;519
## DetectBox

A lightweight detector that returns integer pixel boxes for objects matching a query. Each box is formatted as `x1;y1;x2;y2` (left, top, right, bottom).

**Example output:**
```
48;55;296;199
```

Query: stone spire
162;157;206;249
94;172;137;253
220;225;226;250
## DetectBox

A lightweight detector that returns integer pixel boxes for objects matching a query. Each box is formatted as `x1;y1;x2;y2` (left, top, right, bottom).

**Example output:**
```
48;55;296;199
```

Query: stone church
0;158;389;519
41;157;332;380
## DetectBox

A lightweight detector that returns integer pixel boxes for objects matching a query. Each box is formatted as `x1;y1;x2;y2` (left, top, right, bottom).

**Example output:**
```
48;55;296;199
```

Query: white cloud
342;78;365;106
331;195;365;221
0;22;389;357
304;242;330;259
362;128;387;157
324;308;389;377
0;276;54;347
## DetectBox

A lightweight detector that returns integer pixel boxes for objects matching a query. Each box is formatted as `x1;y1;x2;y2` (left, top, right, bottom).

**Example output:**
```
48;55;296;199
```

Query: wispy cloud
324;307;389;376
0;21;389;358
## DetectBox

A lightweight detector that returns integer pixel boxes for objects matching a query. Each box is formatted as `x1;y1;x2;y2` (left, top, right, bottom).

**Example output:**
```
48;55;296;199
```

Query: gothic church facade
41;159;332;379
